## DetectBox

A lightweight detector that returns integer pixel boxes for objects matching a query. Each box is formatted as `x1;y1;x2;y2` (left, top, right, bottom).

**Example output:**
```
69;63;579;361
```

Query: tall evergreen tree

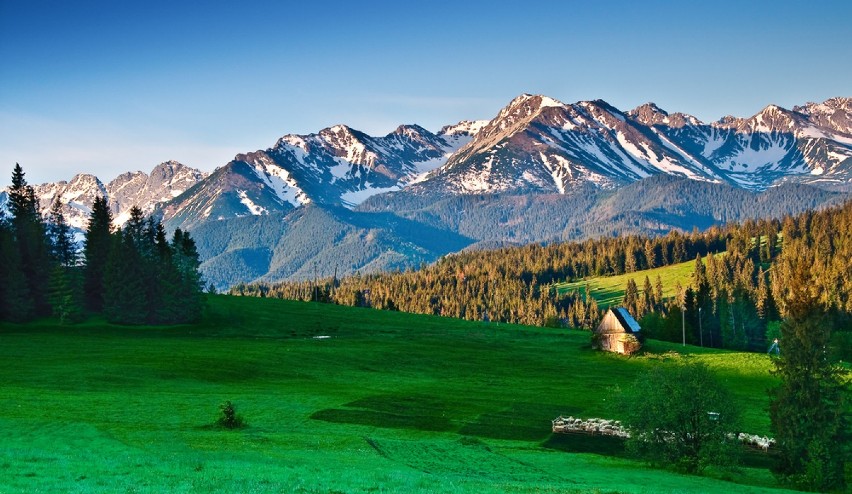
0;209;33;321
83;196;113;312
642;275;654;315
769;254;849;491
170;228;205;323
45;198;84;323
623;278;640;317
654;274;664;312
7;163;52;316
47;198;76;267
103;229;148;324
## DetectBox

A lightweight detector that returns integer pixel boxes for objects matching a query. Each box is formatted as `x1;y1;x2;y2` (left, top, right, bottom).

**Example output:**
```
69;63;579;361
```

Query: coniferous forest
234;199;852;359
0;164;205;325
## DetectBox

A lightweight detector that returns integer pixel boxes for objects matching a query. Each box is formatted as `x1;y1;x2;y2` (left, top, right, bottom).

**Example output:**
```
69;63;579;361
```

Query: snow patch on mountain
340;185;401;206
439;120;489;137
238;190;267;215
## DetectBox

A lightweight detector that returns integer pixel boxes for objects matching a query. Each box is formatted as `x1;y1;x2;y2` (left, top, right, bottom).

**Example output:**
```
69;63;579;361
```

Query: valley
0;295;790;493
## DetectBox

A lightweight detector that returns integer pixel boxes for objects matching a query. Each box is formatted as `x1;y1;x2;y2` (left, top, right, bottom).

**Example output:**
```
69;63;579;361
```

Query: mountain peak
390;124;430;139
326;124;355;135
154;159;185;169
506;93;565;112
756;104;789;118
438;120;489;137
792;97;852;135
794;97;852;113
628;102;669;126
634;102;668;114
68;173;105;190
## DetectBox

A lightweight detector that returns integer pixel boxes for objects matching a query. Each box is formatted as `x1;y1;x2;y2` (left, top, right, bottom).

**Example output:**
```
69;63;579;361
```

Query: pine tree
47;197;76;267
48;264;83;324
169;228;205;323
83;196;113;312
623;278;639;317
769;255;849;491
103;230;148;324
642;275;654;315
45;197;84;323
654;274;664;312
7;163;52;316
151;220;183;323
0;210;33;322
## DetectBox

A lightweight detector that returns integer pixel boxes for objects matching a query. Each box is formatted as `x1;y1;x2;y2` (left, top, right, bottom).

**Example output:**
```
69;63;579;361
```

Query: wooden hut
594;307;642;355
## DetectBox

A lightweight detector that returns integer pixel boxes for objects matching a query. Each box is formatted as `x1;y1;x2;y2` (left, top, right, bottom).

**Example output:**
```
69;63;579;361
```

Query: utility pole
699;307;703;347
682;305;686;346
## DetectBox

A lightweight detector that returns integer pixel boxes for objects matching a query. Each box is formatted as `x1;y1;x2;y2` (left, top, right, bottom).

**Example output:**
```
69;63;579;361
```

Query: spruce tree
83;196;113;312
0;210;33;321
769;255;849;491
103;230;148;324
45;197;84;323
642;275;654;314
7;163;52;316
47;197;76;267
623;278;639;317
654;274;664;312
170;228;205;323
48;264;83;324
151;219;182;323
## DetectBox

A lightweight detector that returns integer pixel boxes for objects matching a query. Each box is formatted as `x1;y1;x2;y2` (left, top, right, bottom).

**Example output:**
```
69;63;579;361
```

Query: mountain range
3;95;850;289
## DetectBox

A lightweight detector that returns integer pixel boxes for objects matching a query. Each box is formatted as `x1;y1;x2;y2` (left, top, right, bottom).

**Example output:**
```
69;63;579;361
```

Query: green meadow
555;259;701;308
0;295;794;493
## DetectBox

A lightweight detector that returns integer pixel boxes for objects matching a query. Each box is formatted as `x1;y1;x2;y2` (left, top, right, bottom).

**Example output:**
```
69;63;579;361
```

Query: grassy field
555;258;704;308
0;295;795;493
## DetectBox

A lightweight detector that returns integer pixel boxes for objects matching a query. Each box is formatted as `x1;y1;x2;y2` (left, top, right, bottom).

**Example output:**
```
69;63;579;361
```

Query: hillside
0;295;792;493
556;258;701;308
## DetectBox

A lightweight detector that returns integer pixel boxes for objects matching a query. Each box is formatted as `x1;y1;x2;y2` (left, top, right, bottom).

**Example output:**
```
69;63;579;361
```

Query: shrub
216;400;245;429
620;362;742;474
618;333;642;356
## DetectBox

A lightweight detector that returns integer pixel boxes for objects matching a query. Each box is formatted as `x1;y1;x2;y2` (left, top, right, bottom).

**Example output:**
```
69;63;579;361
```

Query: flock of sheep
551;416;776;451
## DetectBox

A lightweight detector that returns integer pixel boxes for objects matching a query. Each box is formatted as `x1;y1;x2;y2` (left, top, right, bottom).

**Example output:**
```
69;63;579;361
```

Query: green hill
555;257;712;309
0;295;792;492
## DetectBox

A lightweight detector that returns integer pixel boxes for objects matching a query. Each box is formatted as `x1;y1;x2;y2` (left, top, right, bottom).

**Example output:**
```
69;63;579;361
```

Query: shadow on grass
311;408;454;432
740;447;778;469
311;393;458;432
542;433;629;458
543;433;778;470
459;404;578;442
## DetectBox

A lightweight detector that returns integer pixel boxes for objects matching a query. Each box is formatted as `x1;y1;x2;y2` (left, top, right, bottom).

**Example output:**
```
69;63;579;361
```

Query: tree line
233;198;852;356
0;164;204;324
231;223;727;327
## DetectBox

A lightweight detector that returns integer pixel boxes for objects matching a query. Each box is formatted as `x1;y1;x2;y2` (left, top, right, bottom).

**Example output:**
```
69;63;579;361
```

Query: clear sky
2;0;851;185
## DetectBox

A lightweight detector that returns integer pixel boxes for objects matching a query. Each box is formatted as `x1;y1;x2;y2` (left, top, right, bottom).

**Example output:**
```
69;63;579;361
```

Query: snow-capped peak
504;94;565;115
391;124;430;139
792;97;852;135
438;120;489;137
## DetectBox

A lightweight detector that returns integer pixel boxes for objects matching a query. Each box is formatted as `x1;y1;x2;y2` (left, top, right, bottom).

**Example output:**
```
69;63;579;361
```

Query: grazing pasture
0;295;791;492
555;258;702;308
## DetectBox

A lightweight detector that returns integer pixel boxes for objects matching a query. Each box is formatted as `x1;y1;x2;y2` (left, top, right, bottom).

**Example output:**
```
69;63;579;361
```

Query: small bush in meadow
216;400;245;429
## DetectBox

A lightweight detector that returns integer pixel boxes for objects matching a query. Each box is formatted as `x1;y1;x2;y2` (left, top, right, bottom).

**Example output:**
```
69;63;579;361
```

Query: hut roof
612;307;641;333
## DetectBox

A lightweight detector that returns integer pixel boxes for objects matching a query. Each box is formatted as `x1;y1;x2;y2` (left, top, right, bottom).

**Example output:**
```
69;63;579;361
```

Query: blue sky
2;0;851;184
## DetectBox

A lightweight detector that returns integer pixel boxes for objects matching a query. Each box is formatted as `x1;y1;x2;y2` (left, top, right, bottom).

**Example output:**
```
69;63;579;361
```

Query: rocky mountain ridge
3;94;849;289
406;95;852;197
0;160;207;230
7;95;850;232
